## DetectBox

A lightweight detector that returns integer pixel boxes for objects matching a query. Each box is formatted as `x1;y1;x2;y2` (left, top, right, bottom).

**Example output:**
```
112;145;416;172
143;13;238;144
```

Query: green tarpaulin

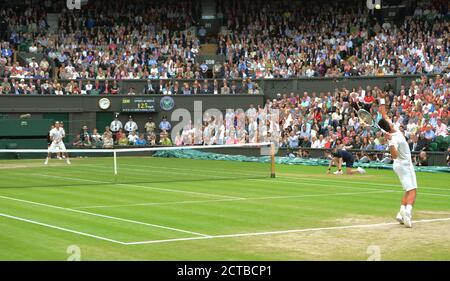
153;149;450;173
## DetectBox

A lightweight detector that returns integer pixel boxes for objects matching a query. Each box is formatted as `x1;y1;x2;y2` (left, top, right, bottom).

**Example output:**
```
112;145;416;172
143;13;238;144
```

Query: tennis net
0;143;275;189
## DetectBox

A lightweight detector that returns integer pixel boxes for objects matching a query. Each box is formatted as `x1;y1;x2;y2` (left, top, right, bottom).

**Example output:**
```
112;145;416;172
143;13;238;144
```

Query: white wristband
379;98;385;105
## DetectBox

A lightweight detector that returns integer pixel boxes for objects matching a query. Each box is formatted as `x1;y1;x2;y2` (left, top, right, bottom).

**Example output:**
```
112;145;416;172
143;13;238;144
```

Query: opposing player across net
45;121;71;165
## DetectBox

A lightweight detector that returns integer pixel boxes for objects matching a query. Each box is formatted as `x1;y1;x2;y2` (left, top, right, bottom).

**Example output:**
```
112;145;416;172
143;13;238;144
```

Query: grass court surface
0;156;449;260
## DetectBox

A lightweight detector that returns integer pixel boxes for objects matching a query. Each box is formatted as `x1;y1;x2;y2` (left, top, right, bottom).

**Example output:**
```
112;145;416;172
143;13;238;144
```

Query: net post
113;150;117;176
270;142;276;178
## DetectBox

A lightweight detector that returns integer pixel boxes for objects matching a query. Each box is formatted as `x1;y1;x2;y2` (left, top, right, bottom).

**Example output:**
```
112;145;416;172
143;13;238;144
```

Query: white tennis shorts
48;141;67;153
393;160;417;191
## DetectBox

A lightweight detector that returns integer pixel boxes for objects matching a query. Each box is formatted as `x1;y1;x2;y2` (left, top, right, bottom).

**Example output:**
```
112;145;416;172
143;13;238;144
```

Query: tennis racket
357;109;385;132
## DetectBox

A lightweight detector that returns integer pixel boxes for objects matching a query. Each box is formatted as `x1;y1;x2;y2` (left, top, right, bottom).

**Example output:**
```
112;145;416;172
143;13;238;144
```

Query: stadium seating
0;0;447;157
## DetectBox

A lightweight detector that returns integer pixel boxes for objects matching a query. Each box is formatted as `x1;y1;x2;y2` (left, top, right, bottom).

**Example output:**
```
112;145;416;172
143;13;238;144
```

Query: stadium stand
0;0;448;164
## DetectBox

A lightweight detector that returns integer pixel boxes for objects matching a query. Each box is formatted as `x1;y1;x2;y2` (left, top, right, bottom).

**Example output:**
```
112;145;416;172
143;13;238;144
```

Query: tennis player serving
377;98;417;228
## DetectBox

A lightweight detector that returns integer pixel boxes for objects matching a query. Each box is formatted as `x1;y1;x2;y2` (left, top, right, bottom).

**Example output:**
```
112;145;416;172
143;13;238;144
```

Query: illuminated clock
98;98;111;110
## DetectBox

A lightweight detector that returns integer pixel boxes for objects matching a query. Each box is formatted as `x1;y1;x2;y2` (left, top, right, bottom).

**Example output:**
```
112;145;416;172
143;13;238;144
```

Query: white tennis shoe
396;212;404;224
357;167;366;174
401;211;412;228
333;170;343;175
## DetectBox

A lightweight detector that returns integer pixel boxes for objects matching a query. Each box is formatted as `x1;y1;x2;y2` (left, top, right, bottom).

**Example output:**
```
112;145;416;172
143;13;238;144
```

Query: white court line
31;173;242;200
31;174;106;184
57;162;450;196
71;164;450;199
85;163;396;194
31;169;450;199
4;159;448;191
0;195;210;237
0;213;126;244
73;190;397;210
123;217;450;245
88;164;450;198
3;212;449;246
4;163;448;245
38;165;395;199
112;165;238;181
263;178;450;198
119;163;450;191
277;175;450;192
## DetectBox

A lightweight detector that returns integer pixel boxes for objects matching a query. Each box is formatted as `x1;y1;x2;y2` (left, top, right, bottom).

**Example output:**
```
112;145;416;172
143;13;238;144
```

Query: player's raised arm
379;96;389;121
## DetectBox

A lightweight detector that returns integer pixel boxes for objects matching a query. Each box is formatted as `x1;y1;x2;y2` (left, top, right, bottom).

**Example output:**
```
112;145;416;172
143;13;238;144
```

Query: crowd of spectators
0;0;449;163
0;0;203;81
1;0;450;81
51;0;202;81
0;77;263;95
216;0;450;79
68;75;448;164
272;75;449;161
0;4;51;79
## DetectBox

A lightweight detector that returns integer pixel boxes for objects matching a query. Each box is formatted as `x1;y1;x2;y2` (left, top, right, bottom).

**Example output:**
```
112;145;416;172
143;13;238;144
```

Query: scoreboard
121;97;156;112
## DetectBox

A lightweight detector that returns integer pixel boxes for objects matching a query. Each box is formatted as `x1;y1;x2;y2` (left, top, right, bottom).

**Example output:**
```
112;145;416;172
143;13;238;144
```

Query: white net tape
0;142;273;154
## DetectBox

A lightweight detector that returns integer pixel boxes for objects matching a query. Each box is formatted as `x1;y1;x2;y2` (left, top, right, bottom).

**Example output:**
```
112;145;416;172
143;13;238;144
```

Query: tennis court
1;155;450;260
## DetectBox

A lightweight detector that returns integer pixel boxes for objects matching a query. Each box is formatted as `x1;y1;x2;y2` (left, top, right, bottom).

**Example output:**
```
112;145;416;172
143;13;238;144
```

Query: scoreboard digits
121;98;156;112
137;102;149;109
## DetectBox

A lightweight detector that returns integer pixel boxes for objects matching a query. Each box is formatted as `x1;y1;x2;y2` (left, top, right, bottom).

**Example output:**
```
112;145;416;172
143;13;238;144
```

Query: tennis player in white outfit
45;121;71;165
378;99;417;228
